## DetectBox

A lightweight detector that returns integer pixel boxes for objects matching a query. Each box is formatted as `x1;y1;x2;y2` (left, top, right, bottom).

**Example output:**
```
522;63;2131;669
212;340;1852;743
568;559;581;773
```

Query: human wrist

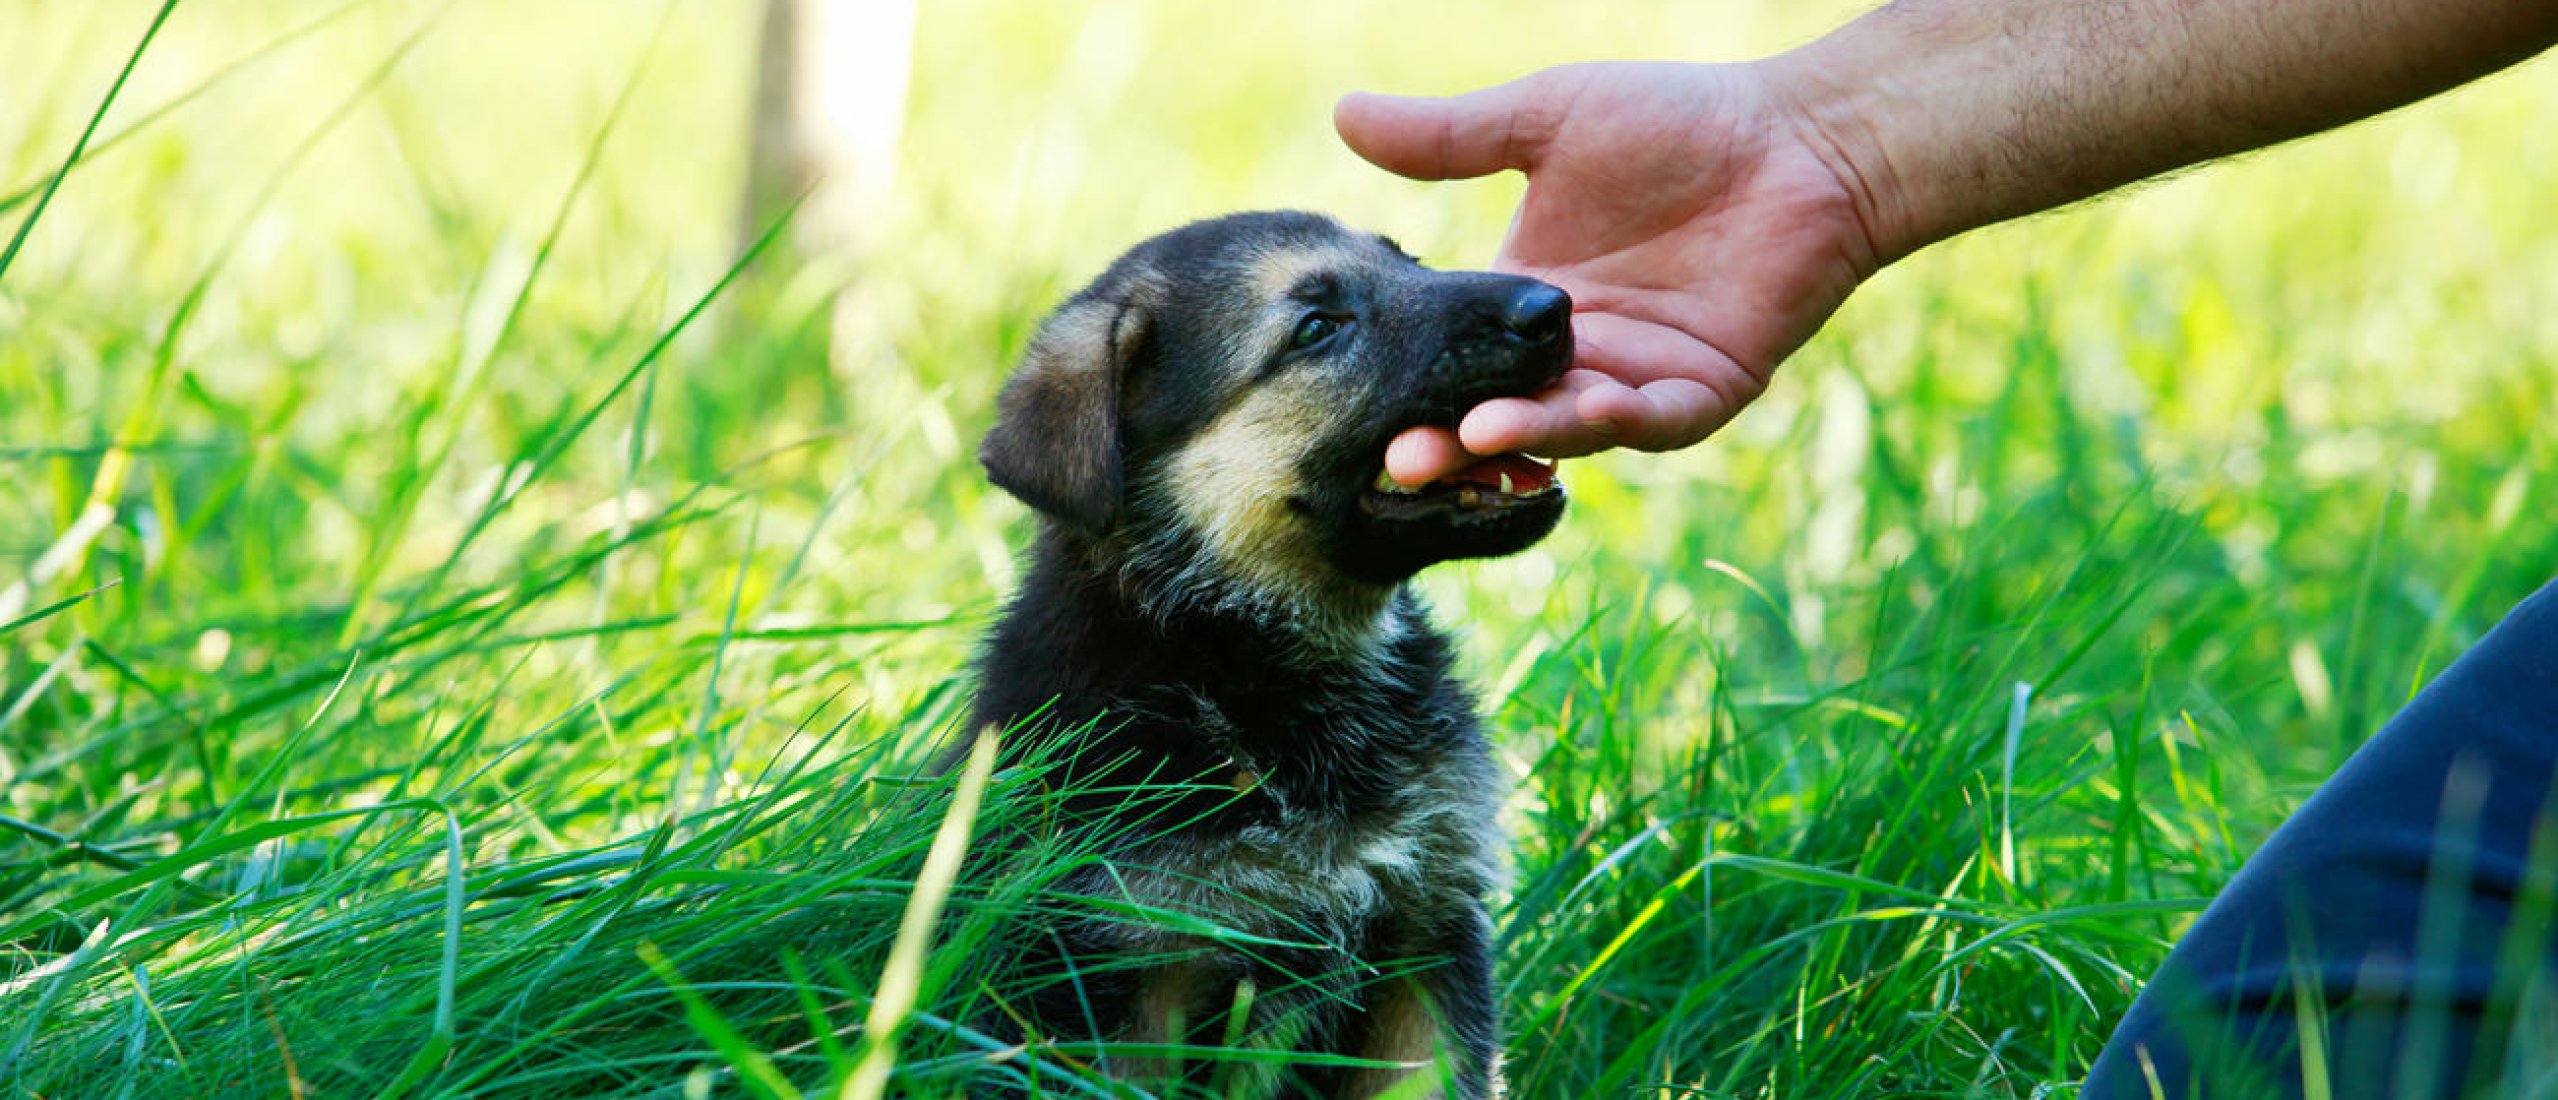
1760;36;1938;269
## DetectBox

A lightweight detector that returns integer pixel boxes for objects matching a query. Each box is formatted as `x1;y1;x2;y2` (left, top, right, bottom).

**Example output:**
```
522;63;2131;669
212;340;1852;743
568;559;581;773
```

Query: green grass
4;1;2556;1096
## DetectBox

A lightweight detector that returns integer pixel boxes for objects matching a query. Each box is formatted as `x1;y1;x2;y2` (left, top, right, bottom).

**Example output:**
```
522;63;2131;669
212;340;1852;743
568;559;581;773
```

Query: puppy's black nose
1501;283;1571;344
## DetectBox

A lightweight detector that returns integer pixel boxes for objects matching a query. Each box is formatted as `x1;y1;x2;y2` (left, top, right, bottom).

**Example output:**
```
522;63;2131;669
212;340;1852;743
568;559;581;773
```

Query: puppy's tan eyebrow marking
1247;242;1373;304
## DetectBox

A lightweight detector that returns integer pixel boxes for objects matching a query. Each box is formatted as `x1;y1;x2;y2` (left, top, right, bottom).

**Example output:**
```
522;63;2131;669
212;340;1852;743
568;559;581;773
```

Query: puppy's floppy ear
980;277;1157;532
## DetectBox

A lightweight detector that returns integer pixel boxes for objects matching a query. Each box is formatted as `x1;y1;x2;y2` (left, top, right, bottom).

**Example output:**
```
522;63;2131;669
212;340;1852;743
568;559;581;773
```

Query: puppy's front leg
1343;908;1501;1099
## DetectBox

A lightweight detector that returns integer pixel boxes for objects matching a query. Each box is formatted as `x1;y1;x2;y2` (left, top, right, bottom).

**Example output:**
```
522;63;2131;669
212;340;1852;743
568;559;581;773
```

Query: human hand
1336;61;1889;485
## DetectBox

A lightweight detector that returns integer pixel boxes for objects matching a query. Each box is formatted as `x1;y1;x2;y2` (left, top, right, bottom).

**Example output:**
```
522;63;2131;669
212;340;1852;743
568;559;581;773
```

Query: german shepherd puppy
969;211;1570;1098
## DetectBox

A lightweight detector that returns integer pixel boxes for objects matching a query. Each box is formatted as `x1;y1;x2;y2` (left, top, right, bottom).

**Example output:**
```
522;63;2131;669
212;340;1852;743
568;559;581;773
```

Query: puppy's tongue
1438;454;1557;494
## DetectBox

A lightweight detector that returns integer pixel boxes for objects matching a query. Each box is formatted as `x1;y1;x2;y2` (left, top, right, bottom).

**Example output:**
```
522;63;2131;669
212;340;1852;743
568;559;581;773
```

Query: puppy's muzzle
1418;277;1576;421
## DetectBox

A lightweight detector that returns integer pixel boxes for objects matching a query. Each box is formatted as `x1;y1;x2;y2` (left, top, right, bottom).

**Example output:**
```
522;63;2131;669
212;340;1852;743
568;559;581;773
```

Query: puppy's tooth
1458;486;1482;508
1374;470;1398;493
1497;472;1515;495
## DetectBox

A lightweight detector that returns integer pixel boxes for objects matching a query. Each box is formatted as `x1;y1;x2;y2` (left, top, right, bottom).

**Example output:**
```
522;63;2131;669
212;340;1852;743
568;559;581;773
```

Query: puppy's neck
1070;523;1402;663
976;525;1466;811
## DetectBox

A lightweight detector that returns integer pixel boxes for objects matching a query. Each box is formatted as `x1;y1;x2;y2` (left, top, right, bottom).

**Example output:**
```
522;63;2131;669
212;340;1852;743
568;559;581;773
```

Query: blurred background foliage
3;0;2555;1095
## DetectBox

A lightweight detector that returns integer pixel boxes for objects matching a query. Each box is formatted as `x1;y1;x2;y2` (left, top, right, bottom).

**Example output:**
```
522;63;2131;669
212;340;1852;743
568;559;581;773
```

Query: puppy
969;211;1569;1098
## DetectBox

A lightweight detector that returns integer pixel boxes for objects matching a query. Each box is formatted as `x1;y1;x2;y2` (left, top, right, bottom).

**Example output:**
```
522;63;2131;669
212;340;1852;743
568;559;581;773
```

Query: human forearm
1780;0;2558;263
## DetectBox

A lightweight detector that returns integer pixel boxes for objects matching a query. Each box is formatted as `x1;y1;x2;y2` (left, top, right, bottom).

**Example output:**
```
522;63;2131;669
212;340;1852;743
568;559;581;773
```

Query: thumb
1333;75;1561;181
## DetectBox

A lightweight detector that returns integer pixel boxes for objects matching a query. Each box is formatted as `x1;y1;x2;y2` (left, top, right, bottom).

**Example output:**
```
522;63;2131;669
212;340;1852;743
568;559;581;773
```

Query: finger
1457;367;1744;459
1563;314;1758;450
1453;372;1626;459
1568;309;1765;401
1383;425;1476;486
1333;76;1562;182
1575;377;1734;451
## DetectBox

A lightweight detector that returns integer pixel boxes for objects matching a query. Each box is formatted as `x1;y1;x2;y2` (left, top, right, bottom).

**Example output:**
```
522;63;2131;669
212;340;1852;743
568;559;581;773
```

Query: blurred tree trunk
742;0;916;367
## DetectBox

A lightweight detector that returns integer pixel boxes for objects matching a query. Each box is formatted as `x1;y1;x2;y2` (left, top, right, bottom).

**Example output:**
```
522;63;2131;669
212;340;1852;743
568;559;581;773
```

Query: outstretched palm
1337;61;1885;485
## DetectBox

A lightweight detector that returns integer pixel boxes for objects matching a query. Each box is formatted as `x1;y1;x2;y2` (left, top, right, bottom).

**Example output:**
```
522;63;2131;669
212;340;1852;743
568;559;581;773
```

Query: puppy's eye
1289;313;1346;351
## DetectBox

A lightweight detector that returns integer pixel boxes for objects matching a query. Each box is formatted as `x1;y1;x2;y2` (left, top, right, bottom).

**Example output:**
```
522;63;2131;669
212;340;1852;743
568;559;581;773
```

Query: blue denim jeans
2083;580;2558;1099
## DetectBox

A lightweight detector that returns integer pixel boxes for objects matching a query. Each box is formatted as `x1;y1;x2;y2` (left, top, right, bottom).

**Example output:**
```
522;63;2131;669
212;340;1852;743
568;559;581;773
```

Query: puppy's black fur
969;211;1570;1098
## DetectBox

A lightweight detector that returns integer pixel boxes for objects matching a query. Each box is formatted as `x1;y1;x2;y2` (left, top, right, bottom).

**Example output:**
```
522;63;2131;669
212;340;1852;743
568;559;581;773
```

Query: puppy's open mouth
1361;454;1563;521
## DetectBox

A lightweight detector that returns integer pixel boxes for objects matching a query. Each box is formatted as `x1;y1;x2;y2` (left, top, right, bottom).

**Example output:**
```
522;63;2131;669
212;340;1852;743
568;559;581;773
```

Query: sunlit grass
3;1;2554;1095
